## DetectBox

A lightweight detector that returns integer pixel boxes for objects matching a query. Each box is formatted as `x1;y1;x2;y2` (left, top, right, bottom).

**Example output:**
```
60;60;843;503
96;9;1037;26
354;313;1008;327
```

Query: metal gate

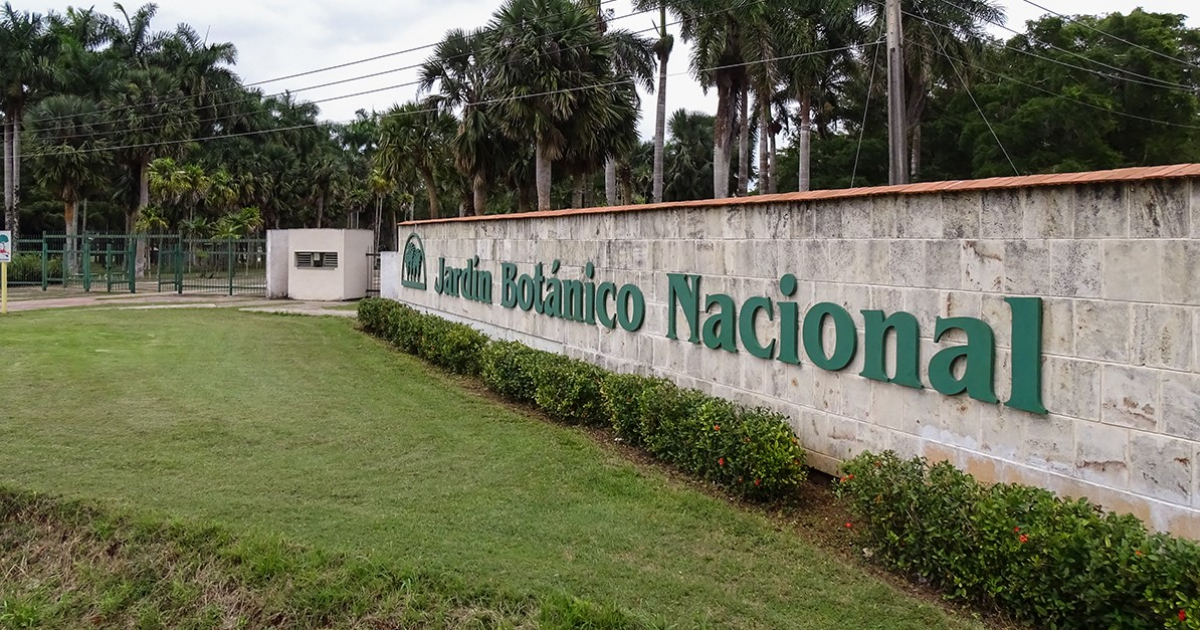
9;232;265;296
366;251;381;296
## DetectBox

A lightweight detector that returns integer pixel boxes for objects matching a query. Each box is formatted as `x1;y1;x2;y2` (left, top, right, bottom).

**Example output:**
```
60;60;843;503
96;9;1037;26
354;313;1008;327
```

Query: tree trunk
798;89;812;193
572;174;585;209
604;158;617;206
517;184;532;214
768;126;778;194
712;80;734;200
910;123;922;182
419;167;439;219
390;209;398;250
11;113;20;231
136;161;150;279
64;198;79;275
535;142;552;211
652;10;669;204
737;89;749;196
3;118;12;233
757;97;770;195
315;194;325;228
473;173;488;216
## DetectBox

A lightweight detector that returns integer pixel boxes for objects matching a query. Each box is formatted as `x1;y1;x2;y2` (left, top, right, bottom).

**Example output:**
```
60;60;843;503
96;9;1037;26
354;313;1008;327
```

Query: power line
916;5;1018;176
33;0;769;145
1015;0;1200;72
26;39;862;160
903;37;1200;131
29;0;624;127
920;0;1199;94
851;41;883;188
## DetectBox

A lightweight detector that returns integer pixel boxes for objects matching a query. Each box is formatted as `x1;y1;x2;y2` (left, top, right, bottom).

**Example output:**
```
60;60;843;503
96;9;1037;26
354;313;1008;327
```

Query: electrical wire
25;38;865;159
28;0;622;127
1016;0;1200;72
33;0;770;145
850;41;882;187
903;37;1200;131
916;6;1019;176
914;0;1199;93
29;0;737;142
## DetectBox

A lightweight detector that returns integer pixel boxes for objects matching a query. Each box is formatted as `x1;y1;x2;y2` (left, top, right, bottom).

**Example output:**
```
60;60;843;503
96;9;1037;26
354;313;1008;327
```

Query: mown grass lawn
0;309;982;629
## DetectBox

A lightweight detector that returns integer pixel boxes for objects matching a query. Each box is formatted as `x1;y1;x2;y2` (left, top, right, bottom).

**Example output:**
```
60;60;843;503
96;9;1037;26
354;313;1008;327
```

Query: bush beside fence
357;297;807;500
837;451;1200;630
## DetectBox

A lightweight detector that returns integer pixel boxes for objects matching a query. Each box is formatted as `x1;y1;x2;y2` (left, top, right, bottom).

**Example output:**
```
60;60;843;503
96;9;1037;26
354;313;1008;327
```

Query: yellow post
1;262;7;315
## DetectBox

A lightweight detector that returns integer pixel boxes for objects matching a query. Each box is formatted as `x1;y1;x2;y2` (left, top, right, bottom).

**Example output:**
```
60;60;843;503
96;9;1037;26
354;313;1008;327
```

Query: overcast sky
32;0;1199;140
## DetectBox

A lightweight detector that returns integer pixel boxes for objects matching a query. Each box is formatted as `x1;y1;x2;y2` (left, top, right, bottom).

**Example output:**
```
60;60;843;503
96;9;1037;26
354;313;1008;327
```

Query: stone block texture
388;177;1200;537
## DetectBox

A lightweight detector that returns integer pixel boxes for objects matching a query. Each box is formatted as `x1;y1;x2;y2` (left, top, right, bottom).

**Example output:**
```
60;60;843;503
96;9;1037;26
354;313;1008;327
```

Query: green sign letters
407;235;1047;415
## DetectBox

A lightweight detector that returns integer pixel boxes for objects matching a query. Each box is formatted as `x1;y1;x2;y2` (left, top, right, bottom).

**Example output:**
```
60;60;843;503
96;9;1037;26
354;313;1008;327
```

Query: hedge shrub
481;341;542;403
356;298;808;501
533;354;607;426
837;451;1200;630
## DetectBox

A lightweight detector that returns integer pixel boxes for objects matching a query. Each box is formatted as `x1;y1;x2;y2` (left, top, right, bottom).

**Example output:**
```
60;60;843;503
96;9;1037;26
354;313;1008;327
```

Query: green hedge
837;451;1200;630
357;298;807;500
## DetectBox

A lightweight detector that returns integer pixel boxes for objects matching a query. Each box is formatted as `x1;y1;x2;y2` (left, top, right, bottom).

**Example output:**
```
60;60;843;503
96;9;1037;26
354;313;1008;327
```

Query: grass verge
0;308;984;629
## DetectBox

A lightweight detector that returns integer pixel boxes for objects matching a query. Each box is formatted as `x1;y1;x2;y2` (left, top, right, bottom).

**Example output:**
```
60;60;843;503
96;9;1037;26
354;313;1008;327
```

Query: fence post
83;236;91;293
105;244;112;293
227;239;235;296
175;239;183;294
128;237;136;294
40;240;48;291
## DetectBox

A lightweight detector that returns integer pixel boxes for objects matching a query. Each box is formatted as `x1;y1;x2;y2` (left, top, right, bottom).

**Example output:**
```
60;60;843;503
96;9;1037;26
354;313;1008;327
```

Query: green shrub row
4;253;63;283
837;451;1200;630
358;298;807;500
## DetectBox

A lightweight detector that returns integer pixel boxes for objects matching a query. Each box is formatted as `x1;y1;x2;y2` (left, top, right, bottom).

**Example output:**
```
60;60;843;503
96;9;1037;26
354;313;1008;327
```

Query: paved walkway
2;292;358;318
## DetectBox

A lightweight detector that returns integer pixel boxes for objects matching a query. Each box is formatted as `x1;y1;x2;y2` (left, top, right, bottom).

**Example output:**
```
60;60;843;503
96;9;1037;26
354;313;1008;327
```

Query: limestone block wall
383;166;1200;537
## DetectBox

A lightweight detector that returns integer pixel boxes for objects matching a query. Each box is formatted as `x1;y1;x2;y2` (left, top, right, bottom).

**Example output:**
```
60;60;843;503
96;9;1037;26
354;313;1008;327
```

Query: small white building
266;229;374;301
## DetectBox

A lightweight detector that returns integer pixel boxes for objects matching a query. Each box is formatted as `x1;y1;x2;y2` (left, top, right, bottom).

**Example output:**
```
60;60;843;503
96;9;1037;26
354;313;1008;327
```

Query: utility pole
886;0;909;185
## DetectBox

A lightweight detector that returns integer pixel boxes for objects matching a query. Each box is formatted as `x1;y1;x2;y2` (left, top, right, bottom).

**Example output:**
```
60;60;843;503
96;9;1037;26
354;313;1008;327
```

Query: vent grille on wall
295;251;338;269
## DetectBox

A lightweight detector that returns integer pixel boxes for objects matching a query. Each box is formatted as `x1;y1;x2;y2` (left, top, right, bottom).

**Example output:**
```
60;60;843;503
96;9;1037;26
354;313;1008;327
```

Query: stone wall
382;166;1200;537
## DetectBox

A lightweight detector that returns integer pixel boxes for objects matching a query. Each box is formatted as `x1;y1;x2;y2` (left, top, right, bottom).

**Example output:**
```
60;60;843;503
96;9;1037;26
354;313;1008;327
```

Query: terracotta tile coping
401;163;1200;226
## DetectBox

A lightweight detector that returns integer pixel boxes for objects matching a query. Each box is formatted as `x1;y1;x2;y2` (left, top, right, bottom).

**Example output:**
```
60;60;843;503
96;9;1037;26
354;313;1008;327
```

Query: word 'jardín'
430;255;1047;415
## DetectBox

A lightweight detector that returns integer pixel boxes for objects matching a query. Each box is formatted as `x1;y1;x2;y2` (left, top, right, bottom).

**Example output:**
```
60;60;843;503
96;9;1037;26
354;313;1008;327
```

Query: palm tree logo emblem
401;233;427;290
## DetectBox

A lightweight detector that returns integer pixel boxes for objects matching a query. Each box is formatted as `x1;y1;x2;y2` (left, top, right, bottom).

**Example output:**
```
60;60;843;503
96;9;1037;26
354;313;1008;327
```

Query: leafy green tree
377;102;457;219
1;4;56;235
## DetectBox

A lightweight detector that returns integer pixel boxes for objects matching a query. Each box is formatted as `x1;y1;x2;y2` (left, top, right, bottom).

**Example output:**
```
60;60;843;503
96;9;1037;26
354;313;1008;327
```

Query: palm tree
487;0;611;211
778;0;861;191
420;28;503;214
675;0;750;199
376;102;456;219
29;94;110;273
632;1;675;203
1;4;55;235
600;28;656;205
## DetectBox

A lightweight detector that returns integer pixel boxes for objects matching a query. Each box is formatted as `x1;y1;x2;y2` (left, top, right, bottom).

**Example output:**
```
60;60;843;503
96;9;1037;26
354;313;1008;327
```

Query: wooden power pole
886;0;909;185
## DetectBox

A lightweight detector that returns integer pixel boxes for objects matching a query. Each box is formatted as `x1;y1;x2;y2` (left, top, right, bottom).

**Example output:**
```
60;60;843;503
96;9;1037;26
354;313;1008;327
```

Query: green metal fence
8;232;265;296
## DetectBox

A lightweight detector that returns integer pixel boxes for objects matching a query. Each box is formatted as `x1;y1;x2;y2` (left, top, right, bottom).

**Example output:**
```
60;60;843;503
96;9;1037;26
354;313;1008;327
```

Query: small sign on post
0;231;11;315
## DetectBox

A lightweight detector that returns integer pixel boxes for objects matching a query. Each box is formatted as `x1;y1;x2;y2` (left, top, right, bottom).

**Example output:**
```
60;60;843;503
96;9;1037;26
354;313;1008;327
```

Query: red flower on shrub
1135;550;1143;556
754;478;761;487
846;474;854;481
1013;527;1020;533
718;458;725;467
1180;610;1187;621
713;424;721;431
1019;534;1028;544
845;522;853;529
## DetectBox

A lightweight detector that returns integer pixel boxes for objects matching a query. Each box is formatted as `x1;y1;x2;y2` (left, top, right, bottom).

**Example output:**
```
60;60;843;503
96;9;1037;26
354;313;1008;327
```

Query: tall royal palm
0;4;55;235
676;0;750;199
632;1;675;203
487;0;611;212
